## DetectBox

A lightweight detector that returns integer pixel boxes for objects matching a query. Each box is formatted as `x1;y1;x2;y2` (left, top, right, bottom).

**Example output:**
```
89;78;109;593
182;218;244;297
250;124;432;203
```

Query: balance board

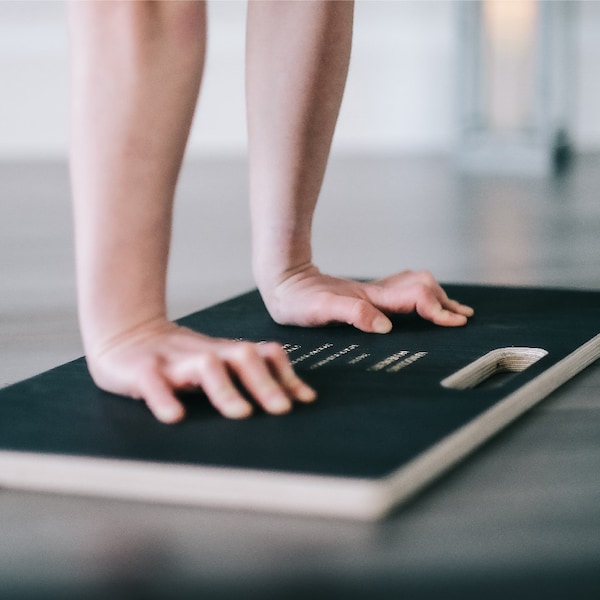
1;284;599;520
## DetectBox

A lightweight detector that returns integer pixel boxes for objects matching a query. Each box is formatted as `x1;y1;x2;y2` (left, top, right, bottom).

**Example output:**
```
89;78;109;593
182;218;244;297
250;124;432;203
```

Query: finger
225;343;294;415
444;297;475;317
138;369;186;425
412;274;474;318
257;342;317;403
314;293;393;334
425;305;469;326
375;271;474;320
418;282;474;320
181;353;254;419
422;286;473;321
368;271;438;314
413;287;469;327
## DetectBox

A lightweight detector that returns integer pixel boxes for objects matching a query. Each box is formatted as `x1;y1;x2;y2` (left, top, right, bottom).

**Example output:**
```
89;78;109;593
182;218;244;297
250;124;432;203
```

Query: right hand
259;266;474;333
86;319;316;424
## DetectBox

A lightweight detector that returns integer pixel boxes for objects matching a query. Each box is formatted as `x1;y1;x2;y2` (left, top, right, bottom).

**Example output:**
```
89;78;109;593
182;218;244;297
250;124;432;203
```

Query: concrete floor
1;155;599;597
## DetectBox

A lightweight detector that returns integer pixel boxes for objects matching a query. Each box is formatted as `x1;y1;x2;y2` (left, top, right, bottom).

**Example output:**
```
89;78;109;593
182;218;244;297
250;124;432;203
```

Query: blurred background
3;1;600;158
2;0;600;381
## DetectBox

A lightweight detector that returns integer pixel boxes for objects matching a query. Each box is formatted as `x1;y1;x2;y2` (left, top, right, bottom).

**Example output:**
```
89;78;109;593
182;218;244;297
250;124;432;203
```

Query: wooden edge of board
0;451;386;521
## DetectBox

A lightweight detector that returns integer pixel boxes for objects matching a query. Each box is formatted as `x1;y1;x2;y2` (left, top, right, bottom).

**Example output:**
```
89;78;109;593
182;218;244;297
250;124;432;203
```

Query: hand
86;319;316;424
260;266;474;333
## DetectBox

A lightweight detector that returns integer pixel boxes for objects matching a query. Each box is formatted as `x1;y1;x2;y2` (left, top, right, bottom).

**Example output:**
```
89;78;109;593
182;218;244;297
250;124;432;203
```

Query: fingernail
223;401;253;419
297;384;317;403
373;315;392;334
158;405;185;424
268;396;292;414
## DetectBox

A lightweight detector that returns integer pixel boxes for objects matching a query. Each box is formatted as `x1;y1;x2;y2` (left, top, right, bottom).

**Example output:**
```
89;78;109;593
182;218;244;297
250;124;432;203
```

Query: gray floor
1;155;600;597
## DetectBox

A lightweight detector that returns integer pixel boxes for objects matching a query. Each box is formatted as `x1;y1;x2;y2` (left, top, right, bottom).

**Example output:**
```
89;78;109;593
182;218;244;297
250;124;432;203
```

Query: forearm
246;0;354;290
68;1;205;355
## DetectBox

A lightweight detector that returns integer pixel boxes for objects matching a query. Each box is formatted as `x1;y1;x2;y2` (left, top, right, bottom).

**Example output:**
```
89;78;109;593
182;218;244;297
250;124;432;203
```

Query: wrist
253;256;317;293
252;228;314;284
250;197;315;281
78;295;168;360
74;245;169;358
81;312;173;364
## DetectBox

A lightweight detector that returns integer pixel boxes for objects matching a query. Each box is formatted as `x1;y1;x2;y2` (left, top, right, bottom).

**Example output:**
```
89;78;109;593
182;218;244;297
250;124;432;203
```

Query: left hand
259;265;474;333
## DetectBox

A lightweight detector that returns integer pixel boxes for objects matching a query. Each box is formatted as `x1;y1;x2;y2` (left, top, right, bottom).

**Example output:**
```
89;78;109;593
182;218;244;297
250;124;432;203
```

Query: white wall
573;0;600;151
1;0;600;160
0;2;70;159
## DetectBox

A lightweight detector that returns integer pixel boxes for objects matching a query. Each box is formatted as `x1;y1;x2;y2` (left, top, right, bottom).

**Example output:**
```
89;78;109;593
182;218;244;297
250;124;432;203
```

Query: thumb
323;295;393;334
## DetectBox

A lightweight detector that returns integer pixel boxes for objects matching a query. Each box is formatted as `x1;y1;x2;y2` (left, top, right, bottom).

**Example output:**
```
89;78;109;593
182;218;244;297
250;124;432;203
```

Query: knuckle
261;342;287;360
414;283;433;302
212;383;239;403
416;269;436;286
136;356;164;379
350;298;373;322
195;351;220;374
231;341;259;363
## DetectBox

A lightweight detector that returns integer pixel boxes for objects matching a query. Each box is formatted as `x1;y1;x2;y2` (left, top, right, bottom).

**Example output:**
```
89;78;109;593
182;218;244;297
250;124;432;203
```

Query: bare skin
246;2;471;331
69;0;473;425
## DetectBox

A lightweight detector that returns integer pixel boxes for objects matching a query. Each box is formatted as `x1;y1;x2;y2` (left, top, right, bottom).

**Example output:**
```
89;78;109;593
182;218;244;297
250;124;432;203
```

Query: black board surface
1;284;599;519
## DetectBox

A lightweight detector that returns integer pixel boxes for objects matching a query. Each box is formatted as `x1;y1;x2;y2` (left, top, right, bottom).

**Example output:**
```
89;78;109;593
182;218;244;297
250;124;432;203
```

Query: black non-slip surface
1;284;599;483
